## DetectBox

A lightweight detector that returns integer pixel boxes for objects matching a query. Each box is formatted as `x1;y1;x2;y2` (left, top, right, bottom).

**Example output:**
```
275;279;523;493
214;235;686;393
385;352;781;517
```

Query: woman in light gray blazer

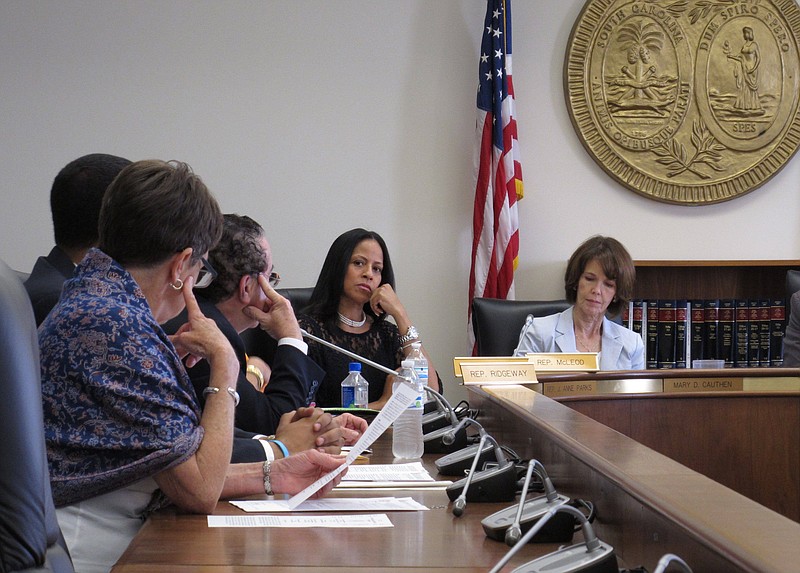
514;235;644;370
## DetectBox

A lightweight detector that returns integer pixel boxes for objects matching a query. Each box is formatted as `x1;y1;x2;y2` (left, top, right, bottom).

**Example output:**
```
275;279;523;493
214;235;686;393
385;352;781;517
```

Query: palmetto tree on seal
616;20;665;102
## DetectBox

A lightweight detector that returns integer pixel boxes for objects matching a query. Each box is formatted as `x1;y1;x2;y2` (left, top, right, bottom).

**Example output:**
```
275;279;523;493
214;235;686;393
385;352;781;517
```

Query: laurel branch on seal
687;0;738;24
650;119;727;178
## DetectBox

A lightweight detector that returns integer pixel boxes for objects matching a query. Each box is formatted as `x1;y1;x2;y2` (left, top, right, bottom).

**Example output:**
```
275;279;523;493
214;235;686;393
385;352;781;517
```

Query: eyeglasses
268;271;281;288
195;257;218;289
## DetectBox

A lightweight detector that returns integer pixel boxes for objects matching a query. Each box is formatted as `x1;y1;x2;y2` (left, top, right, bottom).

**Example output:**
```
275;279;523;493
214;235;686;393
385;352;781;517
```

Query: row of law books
621;299;787;369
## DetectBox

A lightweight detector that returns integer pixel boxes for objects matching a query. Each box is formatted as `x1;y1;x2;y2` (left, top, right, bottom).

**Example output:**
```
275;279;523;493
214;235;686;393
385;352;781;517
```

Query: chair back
0;259;73;573
241;287;315;364
471;297;570;356
786;269;800;299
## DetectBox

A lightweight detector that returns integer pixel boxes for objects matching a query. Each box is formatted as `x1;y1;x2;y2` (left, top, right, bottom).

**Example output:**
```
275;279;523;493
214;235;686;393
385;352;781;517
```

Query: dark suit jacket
783;291;800;367
23;246;75;325
163;295;325;462
232;428;274;463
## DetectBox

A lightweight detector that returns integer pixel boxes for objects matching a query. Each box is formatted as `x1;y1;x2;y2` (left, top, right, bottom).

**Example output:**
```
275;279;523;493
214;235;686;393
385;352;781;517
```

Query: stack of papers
338;462;452;489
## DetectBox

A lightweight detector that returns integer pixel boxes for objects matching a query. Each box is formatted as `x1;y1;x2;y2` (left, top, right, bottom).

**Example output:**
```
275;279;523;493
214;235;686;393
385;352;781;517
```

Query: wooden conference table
112;436;563;572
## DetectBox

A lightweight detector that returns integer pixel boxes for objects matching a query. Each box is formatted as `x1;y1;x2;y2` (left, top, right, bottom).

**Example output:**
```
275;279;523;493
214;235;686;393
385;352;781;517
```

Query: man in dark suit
24;153;131;325
164;214;367;462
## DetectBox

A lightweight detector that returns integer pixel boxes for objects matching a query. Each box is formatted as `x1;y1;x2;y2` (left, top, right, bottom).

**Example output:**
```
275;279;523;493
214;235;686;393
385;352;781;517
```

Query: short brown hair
202;214;268;304
98;160;223;267
564;235;635;316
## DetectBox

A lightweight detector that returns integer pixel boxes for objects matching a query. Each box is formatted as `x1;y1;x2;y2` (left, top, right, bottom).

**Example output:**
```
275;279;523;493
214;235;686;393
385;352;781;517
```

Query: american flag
468;0;524;354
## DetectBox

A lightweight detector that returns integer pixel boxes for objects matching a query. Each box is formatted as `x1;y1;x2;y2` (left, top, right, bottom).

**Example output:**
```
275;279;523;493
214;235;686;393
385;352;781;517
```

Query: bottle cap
348;362;362;372
411;342;421;350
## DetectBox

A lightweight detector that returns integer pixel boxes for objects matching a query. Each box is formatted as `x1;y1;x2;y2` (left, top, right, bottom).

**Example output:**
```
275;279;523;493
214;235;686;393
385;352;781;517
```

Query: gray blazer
512;306;645;370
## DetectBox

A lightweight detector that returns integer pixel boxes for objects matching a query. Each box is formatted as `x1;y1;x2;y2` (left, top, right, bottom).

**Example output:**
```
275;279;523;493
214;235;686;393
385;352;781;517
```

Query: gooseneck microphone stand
301;328;406;381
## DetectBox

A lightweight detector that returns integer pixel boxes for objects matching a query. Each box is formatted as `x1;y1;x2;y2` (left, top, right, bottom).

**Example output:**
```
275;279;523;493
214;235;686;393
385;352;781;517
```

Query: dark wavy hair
202;214;268;304
564;235;635;317
98;160;222;267
304;228;395;327
50;153;131;249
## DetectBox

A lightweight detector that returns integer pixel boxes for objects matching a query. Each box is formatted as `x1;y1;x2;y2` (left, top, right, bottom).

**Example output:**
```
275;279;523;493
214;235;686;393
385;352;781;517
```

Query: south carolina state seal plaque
565;0;800;204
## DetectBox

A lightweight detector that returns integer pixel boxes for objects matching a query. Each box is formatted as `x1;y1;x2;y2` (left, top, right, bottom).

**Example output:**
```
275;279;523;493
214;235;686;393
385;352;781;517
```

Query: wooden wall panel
565;394;800;521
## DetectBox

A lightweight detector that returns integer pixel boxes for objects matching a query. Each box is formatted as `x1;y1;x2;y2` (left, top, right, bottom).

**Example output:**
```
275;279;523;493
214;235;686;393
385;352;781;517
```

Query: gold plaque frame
565;0;800;205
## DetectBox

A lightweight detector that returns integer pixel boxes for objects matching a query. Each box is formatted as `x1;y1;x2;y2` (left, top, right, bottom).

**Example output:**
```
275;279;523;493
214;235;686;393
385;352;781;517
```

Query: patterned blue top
40;249;204;507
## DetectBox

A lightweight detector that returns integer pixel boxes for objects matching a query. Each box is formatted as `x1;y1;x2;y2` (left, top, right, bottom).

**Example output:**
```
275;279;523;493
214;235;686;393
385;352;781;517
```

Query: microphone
434;415;498;475
450;432;487;517
505;459;536;546
422;386;469;454
421;385;458;434
482;459;571;545
301;328;405;381
653;553;693;573
512;314;535;356
445;418;517;513
488;504;617;573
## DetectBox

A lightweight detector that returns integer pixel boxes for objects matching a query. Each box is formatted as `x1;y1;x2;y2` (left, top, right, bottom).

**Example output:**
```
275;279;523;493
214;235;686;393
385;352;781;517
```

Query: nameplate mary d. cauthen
565;0;800;204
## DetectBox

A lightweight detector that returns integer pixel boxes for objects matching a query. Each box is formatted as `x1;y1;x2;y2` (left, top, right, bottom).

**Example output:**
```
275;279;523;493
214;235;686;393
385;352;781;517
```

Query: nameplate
542;380;598;397
452;356;530;377
664;377;744;393
526;352;599;371
460;363;537;385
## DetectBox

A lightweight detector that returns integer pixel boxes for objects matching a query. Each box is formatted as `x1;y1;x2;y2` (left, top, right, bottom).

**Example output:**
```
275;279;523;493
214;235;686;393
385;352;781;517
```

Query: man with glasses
164;214;366;463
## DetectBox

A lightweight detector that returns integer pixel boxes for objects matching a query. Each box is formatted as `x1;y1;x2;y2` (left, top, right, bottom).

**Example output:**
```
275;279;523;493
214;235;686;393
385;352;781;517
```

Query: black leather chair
240;287;315;365
0;259;73;573
471;297;570;356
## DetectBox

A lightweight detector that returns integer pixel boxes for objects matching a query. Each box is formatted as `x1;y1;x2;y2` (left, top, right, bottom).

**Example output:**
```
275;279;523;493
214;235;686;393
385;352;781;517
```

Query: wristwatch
399;325;419;345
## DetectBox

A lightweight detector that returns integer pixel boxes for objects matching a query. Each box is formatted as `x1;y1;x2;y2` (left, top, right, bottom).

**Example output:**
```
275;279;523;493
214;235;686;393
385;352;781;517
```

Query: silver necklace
576;333;600;353
338;311;367;328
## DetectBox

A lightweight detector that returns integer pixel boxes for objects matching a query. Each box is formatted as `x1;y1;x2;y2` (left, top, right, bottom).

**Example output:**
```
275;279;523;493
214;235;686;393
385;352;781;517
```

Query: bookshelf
633;260;800;301
629;261;800;369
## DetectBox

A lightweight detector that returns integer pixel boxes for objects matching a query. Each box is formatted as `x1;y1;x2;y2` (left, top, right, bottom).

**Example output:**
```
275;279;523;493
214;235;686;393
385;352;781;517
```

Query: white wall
2;1;799;401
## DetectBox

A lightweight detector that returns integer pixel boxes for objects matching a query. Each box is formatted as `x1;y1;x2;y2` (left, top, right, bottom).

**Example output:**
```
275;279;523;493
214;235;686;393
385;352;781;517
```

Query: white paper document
208;513;393;528
341;462;434;482
336;481;452;490
286;381;418;509
229;497;428;513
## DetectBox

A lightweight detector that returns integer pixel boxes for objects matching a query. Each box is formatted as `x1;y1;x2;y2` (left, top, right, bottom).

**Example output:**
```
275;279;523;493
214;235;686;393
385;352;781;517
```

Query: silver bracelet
262;460;274;495
398;325;419;345
203;386;240;407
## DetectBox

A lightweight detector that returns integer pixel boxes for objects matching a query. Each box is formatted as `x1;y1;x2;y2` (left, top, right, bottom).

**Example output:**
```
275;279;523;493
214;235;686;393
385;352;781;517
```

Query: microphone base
482;494;573;543
423;425;468;454
509;541;617;573
435;441;497;476
422;410;454;434
446;461;518;503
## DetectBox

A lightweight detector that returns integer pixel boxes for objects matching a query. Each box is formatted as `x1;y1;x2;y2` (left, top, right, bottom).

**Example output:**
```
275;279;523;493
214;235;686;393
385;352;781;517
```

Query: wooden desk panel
561;392;800;521
112;442;555;572
470;385;800;573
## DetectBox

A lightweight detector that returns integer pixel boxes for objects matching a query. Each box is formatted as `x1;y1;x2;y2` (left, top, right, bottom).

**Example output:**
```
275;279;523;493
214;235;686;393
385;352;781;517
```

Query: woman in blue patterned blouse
38;160;346;572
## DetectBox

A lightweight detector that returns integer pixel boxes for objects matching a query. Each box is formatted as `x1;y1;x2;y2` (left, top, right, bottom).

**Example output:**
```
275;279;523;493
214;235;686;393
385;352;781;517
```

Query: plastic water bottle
392;359;424;459
408;342;428;389
341;362;367;408
354;366;369;408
